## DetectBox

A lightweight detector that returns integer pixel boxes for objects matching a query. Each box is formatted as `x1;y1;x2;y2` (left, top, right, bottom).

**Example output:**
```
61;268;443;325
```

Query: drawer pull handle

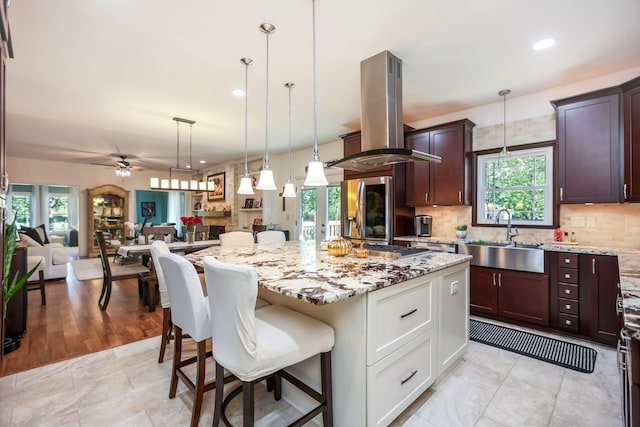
400;369;418;385
565;304;571;310
565;274;571;279
565;289;571;294
564;258;570;264
565;319;572;325
400;308;418;319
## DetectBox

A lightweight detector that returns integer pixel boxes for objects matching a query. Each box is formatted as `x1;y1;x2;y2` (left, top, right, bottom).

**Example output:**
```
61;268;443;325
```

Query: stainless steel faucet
495;209;519;242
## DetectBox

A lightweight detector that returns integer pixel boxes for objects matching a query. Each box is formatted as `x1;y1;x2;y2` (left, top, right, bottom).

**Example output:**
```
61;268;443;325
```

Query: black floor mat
470;319;597;373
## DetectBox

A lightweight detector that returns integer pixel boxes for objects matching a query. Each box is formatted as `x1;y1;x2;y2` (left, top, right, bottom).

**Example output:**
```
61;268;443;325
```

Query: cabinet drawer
558;297;579;315
558;253;579;268
558;283;579;299
558;313;579;331
367;276;434;365
367;332;434;427
558;268;578;284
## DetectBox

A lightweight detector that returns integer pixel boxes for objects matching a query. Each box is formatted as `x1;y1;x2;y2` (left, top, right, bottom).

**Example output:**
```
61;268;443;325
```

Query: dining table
117;239;220;311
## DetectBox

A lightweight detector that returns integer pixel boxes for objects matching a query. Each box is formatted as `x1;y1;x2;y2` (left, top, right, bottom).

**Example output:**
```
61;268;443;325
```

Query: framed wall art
207;172;225;201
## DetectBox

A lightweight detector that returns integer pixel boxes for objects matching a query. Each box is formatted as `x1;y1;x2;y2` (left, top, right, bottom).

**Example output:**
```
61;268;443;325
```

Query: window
476;146;553;226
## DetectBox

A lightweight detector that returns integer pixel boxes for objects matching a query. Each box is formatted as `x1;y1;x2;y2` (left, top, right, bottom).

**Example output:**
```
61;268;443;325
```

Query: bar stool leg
242;381;254;427
191;340;206;427
169;326;182;398
213;362;225;427
321;351;333;427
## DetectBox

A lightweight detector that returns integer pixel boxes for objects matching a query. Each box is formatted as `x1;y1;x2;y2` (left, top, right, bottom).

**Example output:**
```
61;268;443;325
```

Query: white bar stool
203;256;335;427
255;230;286;244
150;241;172;363
158;252;217;427
218;231;255;247
27;255;46;305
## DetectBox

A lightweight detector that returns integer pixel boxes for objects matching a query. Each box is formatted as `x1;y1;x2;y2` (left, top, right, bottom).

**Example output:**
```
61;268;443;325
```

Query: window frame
472;141;557;228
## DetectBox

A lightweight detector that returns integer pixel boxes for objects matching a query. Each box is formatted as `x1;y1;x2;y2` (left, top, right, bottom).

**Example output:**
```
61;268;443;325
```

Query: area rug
469;319;597;373
70;258;149;281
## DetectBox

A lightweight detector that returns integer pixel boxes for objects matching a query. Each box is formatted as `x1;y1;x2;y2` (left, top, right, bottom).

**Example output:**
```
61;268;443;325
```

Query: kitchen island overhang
186;241;471;426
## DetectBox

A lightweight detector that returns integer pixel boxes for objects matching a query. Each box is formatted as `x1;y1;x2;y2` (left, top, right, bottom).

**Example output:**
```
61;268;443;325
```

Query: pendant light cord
312;0;319;161
176;120;180;168
189;123;193;169
243;58;251;176
286;83;295;181
262;24;274;168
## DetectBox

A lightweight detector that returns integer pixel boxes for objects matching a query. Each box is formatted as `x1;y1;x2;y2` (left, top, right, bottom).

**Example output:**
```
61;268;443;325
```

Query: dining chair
157;252;218;427
255;230;286;244
95;230;144;310
203;256;335;427
181;224;209;241
219;231;255;247
150;241;172;363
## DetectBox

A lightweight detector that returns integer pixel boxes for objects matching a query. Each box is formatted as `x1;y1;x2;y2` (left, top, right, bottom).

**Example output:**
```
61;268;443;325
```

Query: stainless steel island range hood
328;50;441;171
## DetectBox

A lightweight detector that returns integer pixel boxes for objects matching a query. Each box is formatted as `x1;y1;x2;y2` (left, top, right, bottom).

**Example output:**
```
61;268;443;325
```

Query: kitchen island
186;241;471;426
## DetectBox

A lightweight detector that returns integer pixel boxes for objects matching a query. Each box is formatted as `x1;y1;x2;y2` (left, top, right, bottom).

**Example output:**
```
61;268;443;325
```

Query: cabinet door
430;126;464;205
405;131;430;206
580;254;620;345
556;93;623;203
498;270;550;326
469;266;498;316
624;81;640;202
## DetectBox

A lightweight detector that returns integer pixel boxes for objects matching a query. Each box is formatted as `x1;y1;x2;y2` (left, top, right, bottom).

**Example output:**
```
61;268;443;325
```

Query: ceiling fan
90;154;146;176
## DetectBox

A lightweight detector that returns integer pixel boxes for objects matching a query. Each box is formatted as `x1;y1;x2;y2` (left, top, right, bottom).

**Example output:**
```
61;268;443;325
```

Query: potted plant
455;224;468;239
3;218;40;352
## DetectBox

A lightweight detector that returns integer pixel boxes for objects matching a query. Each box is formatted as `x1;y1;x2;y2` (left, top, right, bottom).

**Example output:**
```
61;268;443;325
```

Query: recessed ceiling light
199;160;206;164
533;38;555;51
233;89;246;96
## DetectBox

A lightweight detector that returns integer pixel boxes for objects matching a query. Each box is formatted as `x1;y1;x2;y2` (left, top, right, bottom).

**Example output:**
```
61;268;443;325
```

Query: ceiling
5;0;640;171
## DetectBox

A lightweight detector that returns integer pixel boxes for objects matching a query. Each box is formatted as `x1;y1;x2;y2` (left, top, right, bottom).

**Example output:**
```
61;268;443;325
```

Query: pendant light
498;89;511;161
237;57;255;195
303;0;328;187
149;117;212;191
282;82;297;198
256;23;277;190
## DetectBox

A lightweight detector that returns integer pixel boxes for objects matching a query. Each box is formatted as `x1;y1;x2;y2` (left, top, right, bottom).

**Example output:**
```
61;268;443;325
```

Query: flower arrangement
181;216;202;232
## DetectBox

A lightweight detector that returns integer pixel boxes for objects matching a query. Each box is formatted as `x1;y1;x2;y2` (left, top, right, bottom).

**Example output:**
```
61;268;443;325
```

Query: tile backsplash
415;203;640;250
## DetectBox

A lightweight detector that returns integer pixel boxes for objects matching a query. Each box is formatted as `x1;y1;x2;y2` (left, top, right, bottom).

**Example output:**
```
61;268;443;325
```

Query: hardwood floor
0;273;163;377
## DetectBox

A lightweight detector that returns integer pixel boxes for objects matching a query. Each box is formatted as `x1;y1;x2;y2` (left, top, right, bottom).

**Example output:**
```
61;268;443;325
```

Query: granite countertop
185;241;472;305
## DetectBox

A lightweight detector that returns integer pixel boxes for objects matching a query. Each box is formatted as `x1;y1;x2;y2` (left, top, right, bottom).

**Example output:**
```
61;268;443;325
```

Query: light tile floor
0;318;622;426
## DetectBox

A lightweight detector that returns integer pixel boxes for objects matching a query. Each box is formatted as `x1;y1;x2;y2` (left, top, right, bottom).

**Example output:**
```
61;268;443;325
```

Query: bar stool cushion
256;230;286;244
159;253;211;343
219;231;255;248
203;256;334;382
150;241;171;309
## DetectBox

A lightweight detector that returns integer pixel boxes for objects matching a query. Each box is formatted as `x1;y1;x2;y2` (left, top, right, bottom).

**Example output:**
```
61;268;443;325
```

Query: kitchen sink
458;241;544;273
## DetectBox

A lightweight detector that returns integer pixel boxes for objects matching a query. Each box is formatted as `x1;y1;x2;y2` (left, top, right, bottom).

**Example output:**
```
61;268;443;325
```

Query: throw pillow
21;224;50;244
18;229;44;246
33;224;50;244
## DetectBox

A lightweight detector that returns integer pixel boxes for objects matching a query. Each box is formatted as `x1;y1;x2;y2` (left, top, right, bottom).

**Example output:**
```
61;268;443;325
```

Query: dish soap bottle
570;232;576;243
553;227;563;242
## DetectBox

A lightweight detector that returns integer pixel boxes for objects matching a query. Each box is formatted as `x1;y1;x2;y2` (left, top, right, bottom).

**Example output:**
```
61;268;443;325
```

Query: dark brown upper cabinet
623;76;640;202
552;89;623;204
404;119;475;206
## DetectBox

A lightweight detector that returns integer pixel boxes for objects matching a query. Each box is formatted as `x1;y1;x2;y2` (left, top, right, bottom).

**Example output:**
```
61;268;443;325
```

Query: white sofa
25;242;71;281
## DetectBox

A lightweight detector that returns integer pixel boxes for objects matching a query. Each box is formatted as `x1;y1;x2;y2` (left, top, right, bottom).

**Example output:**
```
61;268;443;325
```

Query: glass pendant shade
282;181;297;198
257;168;277;190
304;160;328;186
237;176;254;194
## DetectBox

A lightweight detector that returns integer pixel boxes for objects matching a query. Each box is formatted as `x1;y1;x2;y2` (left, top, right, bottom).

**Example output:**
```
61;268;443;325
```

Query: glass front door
297;181;341;245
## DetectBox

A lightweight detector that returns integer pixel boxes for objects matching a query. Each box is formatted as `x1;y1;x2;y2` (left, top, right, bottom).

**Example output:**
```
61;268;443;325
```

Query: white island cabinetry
260;261;469;426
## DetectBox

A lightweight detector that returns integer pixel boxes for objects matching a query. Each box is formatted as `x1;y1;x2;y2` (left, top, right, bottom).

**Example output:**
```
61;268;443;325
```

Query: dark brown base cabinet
549;251;620;346
470;266;550;326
